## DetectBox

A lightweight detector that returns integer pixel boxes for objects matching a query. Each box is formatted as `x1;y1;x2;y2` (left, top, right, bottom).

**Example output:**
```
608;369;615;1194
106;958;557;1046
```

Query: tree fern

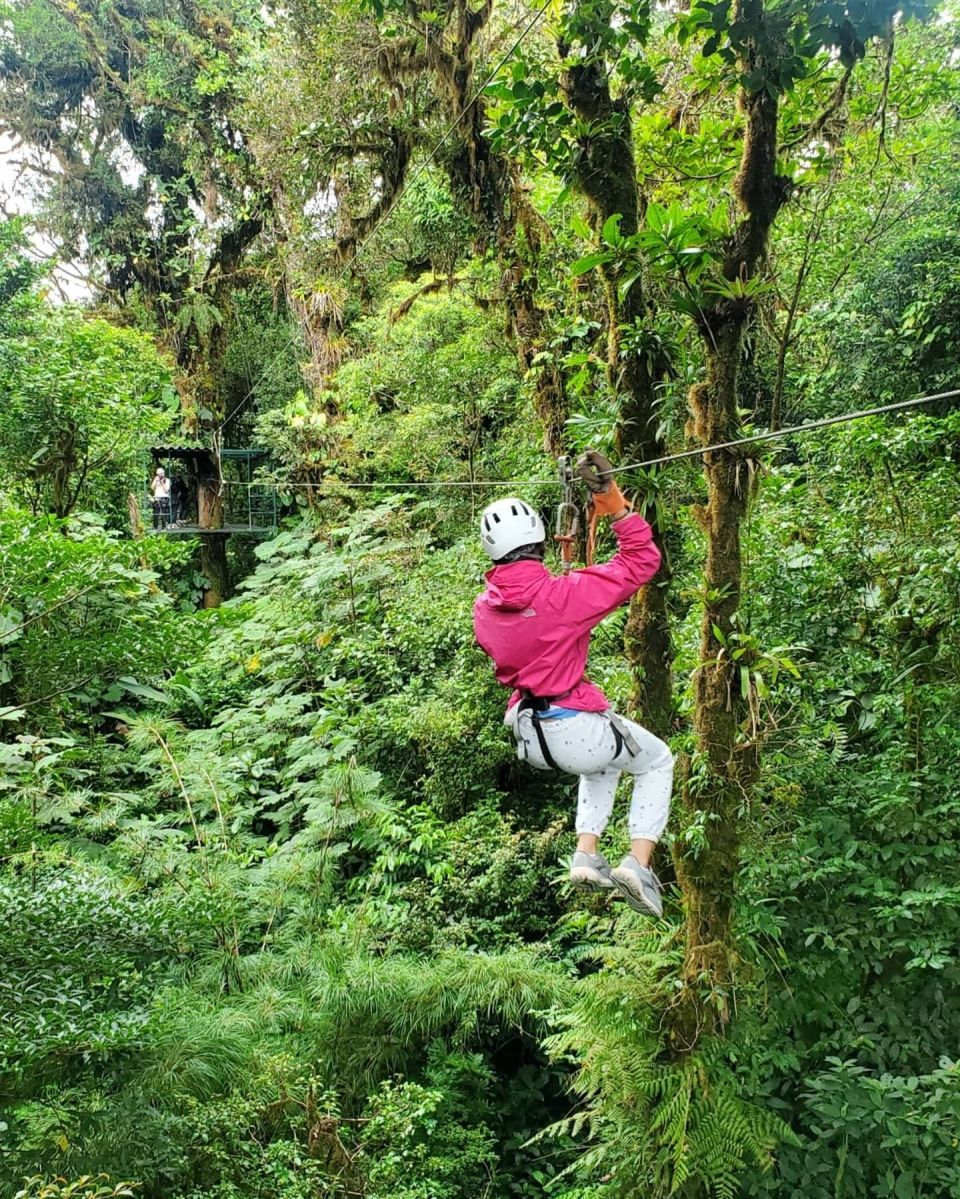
541;956;792;1198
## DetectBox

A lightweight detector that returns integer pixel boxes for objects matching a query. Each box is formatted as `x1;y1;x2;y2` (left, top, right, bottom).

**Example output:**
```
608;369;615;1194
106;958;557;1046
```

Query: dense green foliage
1;0;959;1196
0;226;175;519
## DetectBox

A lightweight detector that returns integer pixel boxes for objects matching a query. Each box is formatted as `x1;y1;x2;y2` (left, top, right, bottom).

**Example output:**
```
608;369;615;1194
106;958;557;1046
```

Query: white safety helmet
479;497;545;561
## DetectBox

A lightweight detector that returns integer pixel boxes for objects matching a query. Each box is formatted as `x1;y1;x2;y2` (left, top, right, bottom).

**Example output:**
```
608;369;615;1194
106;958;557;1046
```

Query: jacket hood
482;560;550;611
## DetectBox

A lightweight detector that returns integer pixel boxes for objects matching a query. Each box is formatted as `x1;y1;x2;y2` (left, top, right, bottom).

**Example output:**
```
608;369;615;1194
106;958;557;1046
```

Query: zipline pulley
555;449;622;571
555;454;579;574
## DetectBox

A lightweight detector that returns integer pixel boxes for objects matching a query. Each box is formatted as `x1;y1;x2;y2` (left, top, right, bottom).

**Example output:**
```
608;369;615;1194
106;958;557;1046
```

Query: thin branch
0;583;102;641
825;190;918;296
771;180;836;428
873;29;897;167
638;149;734;183
147;724;206;858
780;61;854;152
0;676;94;720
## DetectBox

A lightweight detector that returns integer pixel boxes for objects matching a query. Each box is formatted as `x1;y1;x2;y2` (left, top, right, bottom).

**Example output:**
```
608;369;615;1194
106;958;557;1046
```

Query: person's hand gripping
576;450;631;519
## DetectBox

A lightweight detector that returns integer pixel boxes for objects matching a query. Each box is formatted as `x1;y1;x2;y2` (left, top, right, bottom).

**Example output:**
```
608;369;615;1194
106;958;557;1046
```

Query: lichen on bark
667;7;793;1050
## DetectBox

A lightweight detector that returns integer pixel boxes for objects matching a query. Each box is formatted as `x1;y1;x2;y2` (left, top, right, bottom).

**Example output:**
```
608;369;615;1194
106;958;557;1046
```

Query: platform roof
150;444;267;460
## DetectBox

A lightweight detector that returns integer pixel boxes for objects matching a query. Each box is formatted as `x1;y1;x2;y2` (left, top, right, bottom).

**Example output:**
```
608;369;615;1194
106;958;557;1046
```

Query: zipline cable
215;387;960;491
221;0;553;433
612;387;960;475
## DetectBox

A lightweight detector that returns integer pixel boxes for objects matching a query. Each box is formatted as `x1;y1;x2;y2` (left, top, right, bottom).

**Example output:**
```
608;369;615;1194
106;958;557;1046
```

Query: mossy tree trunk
188;303;232;609
194;444;229;607
200;535;231;608
382;0;567;453
667;21;791;1052
559;53;673;738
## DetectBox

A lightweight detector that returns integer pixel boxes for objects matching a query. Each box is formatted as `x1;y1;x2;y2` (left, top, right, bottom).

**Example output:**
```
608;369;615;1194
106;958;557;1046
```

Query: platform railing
143;485;276;534
144;492;197;530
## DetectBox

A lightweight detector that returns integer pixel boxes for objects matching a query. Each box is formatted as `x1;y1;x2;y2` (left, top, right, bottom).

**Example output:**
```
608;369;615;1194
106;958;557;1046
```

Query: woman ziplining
473;451;673;917
467;387;960;920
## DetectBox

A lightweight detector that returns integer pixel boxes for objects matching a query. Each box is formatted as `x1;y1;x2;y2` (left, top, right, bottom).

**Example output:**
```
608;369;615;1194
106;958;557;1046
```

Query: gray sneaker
569;851;614;892
610;856;663;917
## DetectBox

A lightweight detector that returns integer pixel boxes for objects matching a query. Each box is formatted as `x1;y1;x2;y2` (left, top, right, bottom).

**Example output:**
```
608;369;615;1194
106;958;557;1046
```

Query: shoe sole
569;868;614;893
609;870;662;917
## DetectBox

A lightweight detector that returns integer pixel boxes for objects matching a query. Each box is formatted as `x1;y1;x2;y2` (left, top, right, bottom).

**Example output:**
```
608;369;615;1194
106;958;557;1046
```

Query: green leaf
618;271;644;303
600;213;623;246
0;607;24;644
646;203;666;234
569;251;612;277
894;1172;916;1199
116;677;170;703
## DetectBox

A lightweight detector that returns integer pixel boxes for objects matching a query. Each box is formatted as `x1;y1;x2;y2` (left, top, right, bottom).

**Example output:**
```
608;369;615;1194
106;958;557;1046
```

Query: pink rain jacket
473;513;662;713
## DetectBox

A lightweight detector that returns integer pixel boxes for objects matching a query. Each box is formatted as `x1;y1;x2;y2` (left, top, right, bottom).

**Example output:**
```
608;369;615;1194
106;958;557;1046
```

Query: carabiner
554;455;579;574
557;454;575;495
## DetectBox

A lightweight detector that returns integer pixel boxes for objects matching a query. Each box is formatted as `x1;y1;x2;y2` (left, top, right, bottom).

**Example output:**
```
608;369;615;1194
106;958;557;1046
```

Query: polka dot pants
507;708;673;841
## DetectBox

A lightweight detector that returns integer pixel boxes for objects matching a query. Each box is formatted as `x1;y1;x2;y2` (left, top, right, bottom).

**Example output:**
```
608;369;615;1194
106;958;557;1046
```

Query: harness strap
517;685;580;771
529;707;559;770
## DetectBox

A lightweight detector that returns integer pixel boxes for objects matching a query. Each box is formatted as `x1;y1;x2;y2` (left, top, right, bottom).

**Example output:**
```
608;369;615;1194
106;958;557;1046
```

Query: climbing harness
514;689;639;772
607;710;642;758
516;684;581;771
554;454;579;574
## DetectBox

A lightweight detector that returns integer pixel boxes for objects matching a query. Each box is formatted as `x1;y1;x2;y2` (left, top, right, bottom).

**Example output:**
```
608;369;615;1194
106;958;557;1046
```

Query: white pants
507;708;673;842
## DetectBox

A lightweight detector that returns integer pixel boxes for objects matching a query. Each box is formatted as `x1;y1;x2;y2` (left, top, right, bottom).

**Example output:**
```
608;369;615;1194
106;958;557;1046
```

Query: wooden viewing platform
147;520;277;536
144;443;277;539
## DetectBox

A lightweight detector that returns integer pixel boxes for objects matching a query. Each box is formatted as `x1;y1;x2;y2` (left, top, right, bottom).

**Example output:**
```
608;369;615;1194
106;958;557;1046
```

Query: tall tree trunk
667;25;790;1051
272;185;349;395
441;2;565;453
197;449;230;607
199;534;230;607
560;55;673;737
177;315;232;607
670;329;755;1051
385;0;567;452
501;189;569;455
178;222;261;606
50;423;79;520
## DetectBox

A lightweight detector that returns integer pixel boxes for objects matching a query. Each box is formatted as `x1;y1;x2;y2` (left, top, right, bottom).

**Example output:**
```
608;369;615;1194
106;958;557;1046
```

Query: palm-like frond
136;997;257;1102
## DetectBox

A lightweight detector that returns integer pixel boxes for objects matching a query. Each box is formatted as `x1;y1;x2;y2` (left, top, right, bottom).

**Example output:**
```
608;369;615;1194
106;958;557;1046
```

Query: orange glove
576;450;631;517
